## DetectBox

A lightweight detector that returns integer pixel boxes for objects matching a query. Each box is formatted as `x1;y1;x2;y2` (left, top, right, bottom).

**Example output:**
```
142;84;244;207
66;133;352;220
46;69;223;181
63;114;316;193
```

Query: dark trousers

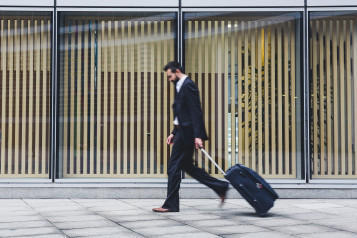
162;128;229;211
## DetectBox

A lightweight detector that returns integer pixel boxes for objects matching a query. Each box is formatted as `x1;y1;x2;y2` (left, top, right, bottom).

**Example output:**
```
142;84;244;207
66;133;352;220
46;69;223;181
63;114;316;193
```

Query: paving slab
96;209;152;216
292;202;344;209
184;218;243;227
132;225;200;236
76;233;144;238
40;210;94;217
166;214;221;222
12;235;68;238
120;219;183;229
53;219;118;229
282;212;337;221
0;207;32;212
0;216;45;223
190;204;242;211
105;214;166;223
24;200;77;207
202;224;269;235
0;227;62;237
0;210;39;216
152;232;220;238
271;224;338;235
318;207;357;215
86;205;137;212
222;231;295;238
245;217;308;227
46;215;106;223
31;206;84;213
151;209;206;216
0;220;53;230
270;207;317;215
309;218;356;227
294;231;357;238
62;227;132;237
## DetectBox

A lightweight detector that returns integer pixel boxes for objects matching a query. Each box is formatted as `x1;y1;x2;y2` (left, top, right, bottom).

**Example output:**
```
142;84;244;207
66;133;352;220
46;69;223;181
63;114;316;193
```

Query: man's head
163;61;185;84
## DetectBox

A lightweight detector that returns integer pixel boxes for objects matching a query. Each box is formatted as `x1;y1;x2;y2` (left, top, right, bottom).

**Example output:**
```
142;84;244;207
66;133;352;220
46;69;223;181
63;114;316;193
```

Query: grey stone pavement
1;198;357;238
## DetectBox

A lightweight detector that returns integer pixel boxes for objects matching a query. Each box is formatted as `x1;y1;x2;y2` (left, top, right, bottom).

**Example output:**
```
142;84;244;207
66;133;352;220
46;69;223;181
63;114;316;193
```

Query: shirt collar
176;75;187;91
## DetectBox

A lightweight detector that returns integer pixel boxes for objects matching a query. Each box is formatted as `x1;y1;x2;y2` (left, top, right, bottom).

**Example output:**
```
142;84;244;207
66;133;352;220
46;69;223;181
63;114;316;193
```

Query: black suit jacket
171;77;208;141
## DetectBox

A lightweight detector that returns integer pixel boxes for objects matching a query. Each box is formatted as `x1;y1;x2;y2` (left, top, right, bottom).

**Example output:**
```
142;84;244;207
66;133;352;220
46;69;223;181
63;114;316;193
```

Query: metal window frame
0;179;53;184
0;7;54;183
0;0;54;7
307;0;357;7
182;7;305;12
181;0;305;8
303;7;310;184
56;0;179;7
0;7;54;11
307;7;357;11
56;7;180;12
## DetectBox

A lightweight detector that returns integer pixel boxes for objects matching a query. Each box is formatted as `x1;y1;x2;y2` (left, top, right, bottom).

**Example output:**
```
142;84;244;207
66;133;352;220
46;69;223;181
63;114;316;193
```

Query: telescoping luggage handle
198;146;226;176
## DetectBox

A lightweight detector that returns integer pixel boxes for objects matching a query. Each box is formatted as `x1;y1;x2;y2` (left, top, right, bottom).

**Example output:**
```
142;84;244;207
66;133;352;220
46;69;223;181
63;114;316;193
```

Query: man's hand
195;138;203;150
167;134;175;145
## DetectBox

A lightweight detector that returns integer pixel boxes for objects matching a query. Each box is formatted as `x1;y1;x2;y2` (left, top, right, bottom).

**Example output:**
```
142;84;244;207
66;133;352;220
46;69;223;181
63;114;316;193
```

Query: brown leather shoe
220;194;226;204
219;183;229;205
152;207;173;212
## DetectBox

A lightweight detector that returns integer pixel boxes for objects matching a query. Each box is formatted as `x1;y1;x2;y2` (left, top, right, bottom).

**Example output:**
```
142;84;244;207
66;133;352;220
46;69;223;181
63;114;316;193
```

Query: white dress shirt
173;75;187;125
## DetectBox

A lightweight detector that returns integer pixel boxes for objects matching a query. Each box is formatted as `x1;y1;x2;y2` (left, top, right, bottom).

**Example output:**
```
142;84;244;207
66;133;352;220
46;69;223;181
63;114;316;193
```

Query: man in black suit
152;61;229;212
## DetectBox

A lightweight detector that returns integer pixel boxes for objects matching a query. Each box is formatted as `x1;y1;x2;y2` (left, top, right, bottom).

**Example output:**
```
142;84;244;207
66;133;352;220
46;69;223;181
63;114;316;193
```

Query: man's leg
184;159;229;198
161;130;186;211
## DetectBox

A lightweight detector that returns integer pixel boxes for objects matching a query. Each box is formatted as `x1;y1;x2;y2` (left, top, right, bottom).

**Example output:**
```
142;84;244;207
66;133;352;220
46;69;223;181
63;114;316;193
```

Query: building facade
0;0;357;196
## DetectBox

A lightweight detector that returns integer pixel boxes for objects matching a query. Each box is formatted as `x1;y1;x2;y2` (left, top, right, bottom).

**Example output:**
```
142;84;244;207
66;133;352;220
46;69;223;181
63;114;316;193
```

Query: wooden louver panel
310;18;357;178
60;18;175;177
0;17;51;178
185;19;298;178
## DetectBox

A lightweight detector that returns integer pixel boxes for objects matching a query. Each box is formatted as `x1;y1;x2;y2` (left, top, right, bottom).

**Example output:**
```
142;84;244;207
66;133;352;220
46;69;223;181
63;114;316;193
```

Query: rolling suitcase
199;146;279;216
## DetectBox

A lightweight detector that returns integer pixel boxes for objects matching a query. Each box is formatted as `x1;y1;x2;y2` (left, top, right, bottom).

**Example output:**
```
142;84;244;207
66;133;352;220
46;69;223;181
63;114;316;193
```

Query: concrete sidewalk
0;199;356;238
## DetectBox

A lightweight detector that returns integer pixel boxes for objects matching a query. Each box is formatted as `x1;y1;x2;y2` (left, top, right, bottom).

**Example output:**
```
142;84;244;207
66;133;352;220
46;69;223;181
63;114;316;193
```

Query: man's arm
185;81;205;139
171;127;177;136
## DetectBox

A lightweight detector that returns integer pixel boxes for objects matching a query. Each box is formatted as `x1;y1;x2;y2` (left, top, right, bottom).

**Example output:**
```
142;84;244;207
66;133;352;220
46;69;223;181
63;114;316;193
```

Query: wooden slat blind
59;17;175;177
0;17;51;178
185;18;299;178
310;17;357;178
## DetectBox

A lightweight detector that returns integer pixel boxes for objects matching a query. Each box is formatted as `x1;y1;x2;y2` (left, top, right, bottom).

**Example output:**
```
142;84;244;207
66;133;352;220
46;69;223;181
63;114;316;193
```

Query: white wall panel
182;0;304;7
308;0;357;6
57;0;178;7
0;0;54;6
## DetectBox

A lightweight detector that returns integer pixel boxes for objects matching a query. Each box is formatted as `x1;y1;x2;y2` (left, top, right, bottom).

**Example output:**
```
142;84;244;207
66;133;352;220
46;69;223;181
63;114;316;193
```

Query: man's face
166;69;179;84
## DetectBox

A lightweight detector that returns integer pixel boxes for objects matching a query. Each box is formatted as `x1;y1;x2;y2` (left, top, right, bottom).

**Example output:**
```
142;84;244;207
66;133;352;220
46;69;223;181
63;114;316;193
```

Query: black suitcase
199;146;279;216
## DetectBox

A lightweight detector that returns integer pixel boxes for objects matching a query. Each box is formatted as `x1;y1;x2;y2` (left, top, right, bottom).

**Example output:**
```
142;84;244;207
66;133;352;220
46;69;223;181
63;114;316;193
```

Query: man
152;61;229;212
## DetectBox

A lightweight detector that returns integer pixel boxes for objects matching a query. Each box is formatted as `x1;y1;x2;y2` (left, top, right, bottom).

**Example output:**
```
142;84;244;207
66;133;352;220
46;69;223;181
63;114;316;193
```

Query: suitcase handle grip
198;146;226;176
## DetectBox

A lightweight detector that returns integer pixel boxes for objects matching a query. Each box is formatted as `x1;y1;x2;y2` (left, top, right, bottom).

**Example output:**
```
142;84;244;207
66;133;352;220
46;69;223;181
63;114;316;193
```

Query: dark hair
163;61;185;73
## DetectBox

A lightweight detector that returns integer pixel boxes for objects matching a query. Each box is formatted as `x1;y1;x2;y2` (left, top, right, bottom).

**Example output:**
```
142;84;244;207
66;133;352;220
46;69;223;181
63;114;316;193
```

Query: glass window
0;11;52;178
57;11;177;178
184;12;303;179
309;11;357;178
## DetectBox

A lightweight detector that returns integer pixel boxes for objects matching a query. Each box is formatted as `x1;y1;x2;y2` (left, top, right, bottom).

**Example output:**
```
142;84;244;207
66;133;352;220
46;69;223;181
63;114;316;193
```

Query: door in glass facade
0;11;52;178
57;11;177;178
